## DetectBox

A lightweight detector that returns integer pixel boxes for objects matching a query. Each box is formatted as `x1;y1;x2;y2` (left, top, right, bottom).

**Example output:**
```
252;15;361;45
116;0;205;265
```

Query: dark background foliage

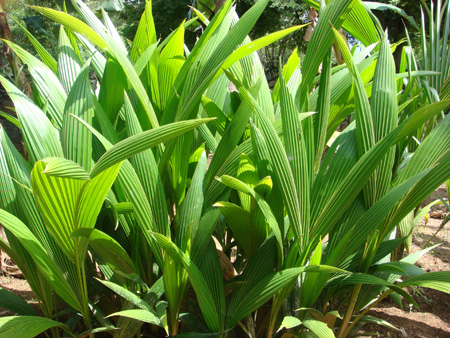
0;0;432;77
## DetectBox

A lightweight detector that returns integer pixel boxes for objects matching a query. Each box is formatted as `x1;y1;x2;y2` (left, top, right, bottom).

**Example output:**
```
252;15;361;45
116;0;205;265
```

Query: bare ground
361;184;450;338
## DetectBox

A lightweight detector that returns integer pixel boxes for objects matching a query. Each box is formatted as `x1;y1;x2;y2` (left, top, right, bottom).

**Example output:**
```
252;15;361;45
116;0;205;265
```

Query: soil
0;276;39;317
360;183;450;338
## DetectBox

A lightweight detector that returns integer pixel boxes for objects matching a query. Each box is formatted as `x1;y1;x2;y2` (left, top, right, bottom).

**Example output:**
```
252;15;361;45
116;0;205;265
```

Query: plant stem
420;0;431;18
266;302;278;338
83;262;94;338
424;214;450;248
342;289;393;338
336;284;362;338
75;240;92;332
266;291;287;338
171;314;178;336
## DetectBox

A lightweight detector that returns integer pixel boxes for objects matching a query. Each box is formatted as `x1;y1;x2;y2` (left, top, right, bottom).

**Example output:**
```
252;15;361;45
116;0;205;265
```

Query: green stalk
266;278;299;338
342;289;393;338
74;239;92;333
421;0;432;18
266;296;282;338
423;214;450;247
50;292;60;338
36;276;53;320
237;321;250;337
338;232;379;338
335;284;362;338
81;262;94;338
170;311;179;336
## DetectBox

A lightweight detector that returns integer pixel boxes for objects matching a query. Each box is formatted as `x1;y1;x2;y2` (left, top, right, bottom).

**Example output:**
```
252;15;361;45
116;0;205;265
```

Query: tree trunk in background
0;1;19;77
213;0;226;14
0;0;32;96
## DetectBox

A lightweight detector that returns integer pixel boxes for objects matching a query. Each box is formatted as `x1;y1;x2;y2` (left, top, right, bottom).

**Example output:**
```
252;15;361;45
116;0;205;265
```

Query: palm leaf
0;316;73;338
